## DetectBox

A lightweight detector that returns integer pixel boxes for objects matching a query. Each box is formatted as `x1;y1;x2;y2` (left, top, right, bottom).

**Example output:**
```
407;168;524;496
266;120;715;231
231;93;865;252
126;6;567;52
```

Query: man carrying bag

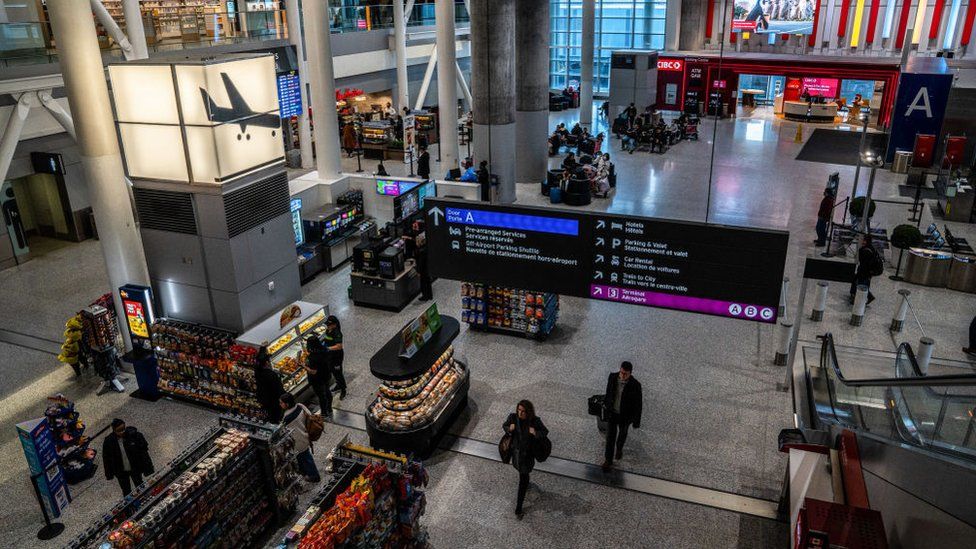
601;361;642;471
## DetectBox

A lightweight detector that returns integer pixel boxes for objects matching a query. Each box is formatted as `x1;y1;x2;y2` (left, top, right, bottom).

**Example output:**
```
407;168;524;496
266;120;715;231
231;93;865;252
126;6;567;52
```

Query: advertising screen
801;78;839;99
732;0;816;34
426;200;789;323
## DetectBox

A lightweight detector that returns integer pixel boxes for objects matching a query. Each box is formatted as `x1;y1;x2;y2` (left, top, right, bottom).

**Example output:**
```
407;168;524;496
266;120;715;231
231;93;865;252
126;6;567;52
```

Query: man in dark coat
417;146;431;180
102;419;154;496
255;347;285;423
602;361;642;470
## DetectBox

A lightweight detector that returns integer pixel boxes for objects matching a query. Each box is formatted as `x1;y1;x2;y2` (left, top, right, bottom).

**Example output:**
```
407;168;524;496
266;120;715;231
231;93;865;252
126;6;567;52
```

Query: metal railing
810;333;976;462
0;3;470;69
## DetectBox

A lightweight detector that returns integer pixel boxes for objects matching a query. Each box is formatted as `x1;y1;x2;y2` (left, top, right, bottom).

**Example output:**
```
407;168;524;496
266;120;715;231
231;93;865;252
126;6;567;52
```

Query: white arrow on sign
595;254;605;263
597;220;606;229
592;287;603;296
429;206;444;226
596;237;605;246
594;271;604;280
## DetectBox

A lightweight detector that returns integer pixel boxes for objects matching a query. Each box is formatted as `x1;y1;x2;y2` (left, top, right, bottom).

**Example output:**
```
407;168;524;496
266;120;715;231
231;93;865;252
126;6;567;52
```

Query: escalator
805;333;976;462
792;333;976;547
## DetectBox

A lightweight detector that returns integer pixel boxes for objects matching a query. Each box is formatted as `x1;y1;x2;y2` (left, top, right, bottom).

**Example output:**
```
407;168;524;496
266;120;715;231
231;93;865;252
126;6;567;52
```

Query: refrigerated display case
64;416;300;549
236;301;329;395
365;316;468;455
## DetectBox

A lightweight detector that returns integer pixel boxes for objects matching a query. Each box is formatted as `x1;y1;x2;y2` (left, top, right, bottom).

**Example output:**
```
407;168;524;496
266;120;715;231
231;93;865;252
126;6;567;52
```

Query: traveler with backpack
280;392;322;483
501;400;549;520
850;234;882;304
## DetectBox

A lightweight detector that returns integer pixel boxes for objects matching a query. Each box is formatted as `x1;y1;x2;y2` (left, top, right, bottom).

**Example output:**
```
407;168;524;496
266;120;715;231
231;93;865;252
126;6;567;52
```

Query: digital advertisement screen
801;77;839;99
426;199;789;323
376;179;419;197
731;0;816;34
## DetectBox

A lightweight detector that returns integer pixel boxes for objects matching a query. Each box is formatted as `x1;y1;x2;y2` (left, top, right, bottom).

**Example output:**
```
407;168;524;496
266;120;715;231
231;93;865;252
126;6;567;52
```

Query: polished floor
2;105;975;548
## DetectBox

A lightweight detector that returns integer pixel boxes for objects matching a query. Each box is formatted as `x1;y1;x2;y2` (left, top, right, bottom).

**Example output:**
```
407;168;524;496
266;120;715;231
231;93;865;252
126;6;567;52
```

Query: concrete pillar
436;0;459;171
679;0;706;50
579;0;595;128
285;0;314;169
515;0;549;184
122;0;149;59
394;0;410;113
303;0;342;178
48;0;150;350
665;0;681;51
471;0;516;203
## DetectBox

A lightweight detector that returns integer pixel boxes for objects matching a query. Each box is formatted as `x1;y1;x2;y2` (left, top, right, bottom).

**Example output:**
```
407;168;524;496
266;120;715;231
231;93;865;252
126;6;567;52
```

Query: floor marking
0;328;62;356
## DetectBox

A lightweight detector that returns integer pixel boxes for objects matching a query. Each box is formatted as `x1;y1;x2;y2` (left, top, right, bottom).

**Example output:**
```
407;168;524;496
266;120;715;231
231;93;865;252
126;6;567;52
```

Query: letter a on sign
905;87;933;118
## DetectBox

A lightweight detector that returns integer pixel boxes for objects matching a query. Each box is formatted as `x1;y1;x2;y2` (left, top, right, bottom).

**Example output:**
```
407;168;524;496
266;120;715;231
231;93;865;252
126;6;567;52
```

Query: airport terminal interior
2;1;976;548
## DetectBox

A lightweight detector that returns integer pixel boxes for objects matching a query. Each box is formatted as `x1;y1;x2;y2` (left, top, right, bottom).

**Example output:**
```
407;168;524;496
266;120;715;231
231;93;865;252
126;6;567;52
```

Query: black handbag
534;435;552;463
498;433;513;464
587;394;604;417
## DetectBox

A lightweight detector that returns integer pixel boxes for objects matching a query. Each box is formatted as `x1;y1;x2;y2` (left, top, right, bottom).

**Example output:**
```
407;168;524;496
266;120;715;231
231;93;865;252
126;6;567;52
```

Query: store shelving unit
365;316;468;456
64;417;299;549
281;437;430;548
460;283;559;340
236;301;329;396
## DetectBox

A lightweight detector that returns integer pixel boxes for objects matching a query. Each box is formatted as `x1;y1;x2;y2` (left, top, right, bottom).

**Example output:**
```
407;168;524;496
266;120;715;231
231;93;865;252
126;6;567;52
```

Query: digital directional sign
426;199;789;323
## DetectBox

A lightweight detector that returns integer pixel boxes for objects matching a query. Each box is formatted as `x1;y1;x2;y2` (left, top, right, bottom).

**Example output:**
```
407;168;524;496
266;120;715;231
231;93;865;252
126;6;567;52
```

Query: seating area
613;111;700;155
543;152;616;206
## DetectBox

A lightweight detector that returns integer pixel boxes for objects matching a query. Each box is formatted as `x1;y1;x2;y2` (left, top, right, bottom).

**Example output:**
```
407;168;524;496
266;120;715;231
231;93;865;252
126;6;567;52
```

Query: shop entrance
737;73;786;111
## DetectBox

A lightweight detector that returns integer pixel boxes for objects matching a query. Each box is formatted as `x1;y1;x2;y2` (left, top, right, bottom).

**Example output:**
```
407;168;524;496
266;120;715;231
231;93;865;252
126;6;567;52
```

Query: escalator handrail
820;333;976;387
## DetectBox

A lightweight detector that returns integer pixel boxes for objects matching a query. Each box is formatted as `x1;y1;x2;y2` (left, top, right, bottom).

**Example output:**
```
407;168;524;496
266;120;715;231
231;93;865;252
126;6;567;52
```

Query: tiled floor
2;105;974;547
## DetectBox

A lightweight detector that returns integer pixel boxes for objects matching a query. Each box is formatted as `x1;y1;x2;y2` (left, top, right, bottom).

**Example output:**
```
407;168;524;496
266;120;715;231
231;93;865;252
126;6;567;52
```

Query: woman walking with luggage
502;400;549;519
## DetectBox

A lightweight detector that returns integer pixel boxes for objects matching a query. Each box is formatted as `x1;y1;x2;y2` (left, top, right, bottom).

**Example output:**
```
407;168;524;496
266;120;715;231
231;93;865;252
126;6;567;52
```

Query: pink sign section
589;284;778;323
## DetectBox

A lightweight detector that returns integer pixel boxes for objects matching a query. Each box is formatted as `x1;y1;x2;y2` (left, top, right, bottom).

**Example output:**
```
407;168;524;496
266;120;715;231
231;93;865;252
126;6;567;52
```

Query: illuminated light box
109;54;284;185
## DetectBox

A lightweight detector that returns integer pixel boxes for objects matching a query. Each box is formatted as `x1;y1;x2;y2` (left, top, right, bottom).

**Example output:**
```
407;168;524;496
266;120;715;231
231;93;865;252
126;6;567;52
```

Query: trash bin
892;150;911;174
948;254;976;293
904;248;953;287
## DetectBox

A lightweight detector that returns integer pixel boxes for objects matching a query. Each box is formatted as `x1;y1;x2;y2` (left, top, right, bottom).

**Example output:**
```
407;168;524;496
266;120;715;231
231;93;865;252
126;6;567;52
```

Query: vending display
284;440;430;549
65;417;299;549
44;394;97;484
361;120;394;144
152;319;265;418
81;305;119;351
236;302;329;395
460;283;559;339
368;346;466;432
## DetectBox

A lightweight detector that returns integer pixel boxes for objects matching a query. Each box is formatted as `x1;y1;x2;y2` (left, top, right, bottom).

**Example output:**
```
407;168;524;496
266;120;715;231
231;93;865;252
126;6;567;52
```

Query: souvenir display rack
365;316;469;455
45;394;98;484
282;438;431;549
64;416;299;549
460;282;559;340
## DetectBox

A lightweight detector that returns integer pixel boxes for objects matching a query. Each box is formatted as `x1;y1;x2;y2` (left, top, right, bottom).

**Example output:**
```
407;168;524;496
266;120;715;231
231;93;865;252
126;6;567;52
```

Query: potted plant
889;224;923;280
849;196;877;219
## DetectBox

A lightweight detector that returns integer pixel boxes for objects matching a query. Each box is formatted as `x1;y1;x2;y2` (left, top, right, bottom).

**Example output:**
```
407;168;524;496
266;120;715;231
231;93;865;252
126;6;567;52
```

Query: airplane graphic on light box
200;72;280;140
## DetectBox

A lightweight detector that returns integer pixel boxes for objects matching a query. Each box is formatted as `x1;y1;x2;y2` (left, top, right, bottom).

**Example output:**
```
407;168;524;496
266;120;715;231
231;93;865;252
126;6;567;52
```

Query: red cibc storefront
655;54;900;127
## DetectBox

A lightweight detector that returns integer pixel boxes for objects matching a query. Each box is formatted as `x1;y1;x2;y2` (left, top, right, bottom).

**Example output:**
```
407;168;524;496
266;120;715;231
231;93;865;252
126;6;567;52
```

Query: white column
89;0;134;59
394;0;410;113
665;0;681;51
48;0;151;350
415;45;437;111
455;64;473;110
0;94;32;185
436;0;459;171
303;0;342;178
37;90;76;139
285;0;314;169
122;0;148;59
580;0;595;127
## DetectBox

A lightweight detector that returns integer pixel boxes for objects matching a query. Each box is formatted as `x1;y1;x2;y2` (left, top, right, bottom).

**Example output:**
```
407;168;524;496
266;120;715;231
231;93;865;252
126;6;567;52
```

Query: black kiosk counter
365;309;469;455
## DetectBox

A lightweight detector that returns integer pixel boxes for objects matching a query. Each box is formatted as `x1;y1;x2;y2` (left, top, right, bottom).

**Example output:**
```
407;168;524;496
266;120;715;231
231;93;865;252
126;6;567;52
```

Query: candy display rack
460;282;559;340
365;316;469;456
282;437;431;549
236;301;329;396
64;416;299;549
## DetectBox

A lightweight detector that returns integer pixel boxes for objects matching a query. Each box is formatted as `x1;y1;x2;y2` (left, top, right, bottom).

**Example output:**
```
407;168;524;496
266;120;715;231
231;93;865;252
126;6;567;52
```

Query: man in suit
417;146;431;180
102;419;154;496
602;361;643;471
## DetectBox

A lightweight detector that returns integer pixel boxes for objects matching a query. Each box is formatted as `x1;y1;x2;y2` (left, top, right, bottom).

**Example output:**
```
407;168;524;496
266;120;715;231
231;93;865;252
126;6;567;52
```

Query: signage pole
850;111;870;200
30;474;64;540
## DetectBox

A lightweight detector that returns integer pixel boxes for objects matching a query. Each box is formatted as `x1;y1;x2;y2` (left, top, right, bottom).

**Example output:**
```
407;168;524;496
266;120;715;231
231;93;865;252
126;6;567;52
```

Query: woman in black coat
502;400;549;519
304;336;333;418
254;346;285;423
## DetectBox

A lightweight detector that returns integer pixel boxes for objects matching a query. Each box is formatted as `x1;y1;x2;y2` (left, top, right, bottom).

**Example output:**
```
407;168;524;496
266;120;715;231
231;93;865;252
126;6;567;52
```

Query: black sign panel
30;152;65;175
426;199;789;323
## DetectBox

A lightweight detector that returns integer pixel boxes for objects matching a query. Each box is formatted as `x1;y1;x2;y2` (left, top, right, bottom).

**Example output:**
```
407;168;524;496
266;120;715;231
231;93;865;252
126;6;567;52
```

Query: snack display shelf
460;283;559;340
65;417;297;549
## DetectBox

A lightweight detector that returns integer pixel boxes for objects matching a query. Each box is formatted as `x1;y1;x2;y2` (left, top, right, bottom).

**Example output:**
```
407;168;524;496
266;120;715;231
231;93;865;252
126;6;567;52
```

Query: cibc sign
657;58;684;72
